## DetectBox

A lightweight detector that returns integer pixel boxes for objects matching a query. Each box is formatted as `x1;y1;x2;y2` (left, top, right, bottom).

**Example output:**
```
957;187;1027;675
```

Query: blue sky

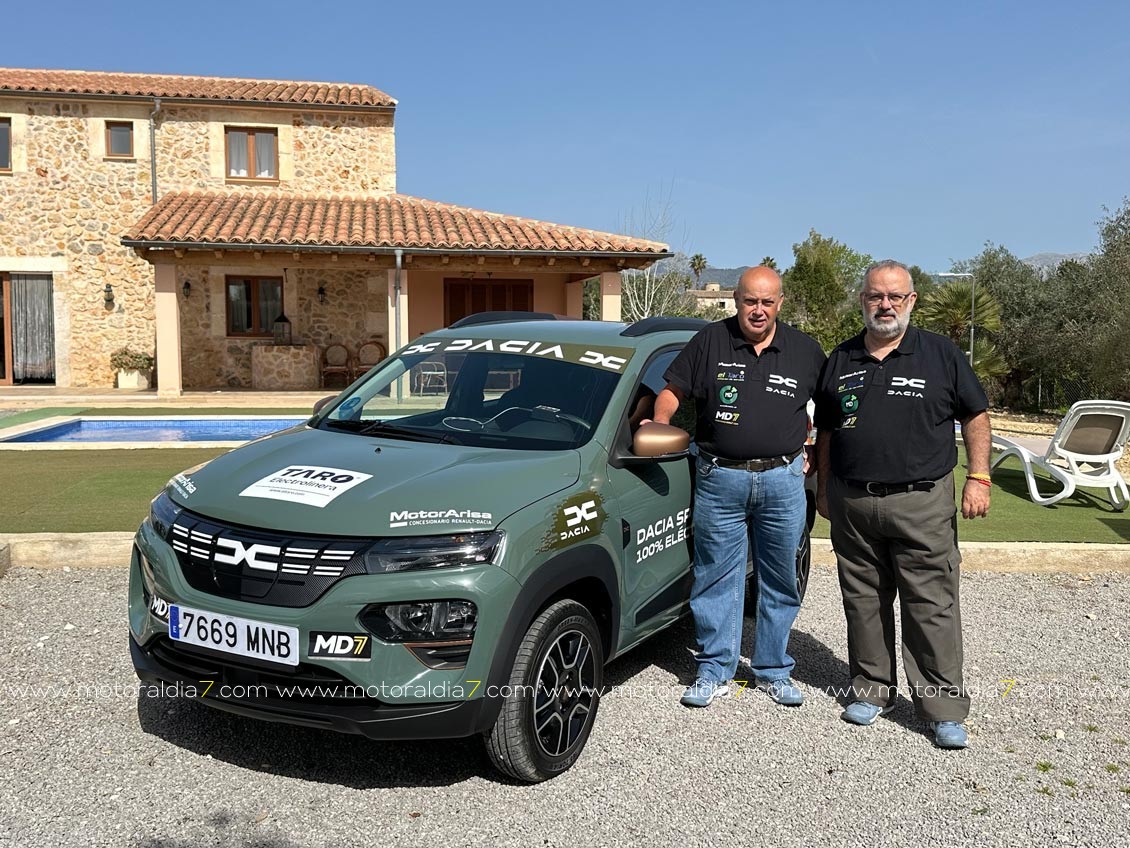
7;1;1129;271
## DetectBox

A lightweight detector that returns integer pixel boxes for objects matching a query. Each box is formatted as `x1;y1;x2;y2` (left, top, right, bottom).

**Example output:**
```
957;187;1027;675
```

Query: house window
105;121;133;158
0;119;11;172
226;277;283;337
225;127;278;181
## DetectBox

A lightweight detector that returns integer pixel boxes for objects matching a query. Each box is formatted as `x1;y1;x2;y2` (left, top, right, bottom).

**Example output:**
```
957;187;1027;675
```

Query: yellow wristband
967;472;992;482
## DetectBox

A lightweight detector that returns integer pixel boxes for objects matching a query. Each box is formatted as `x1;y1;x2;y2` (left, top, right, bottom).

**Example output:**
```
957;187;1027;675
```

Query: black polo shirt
813;325;989;483
664;317;826;460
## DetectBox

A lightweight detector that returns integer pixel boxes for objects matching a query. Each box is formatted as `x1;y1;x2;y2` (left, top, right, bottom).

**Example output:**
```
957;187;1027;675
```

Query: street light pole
938;272;976;364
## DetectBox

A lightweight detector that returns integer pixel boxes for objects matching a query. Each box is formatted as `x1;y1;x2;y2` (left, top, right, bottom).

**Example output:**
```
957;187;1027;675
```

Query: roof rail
448;311;559;329
620;317;709;337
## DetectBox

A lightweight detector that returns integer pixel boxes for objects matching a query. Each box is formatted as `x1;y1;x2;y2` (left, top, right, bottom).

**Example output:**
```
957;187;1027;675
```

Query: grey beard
864;311;909;339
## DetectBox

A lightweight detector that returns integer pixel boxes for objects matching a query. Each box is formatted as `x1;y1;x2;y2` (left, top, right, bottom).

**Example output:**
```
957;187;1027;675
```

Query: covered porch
123;192;668;396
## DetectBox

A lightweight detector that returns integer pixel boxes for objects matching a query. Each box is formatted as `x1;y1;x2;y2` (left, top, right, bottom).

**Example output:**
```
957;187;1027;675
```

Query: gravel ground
1;565;1128;848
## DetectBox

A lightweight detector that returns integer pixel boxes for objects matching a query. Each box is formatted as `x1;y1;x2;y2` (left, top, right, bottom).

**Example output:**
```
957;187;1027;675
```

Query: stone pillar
599;271;622;322
565;280;584;319
154;263;182;397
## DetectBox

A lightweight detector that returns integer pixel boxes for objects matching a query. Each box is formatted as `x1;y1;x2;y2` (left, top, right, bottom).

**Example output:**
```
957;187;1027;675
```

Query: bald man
655;266;826;708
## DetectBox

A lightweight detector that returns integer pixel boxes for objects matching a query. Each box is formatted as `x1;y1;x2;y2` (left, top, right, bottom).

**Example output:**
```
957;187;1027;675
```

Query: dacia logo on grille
213;538;283;572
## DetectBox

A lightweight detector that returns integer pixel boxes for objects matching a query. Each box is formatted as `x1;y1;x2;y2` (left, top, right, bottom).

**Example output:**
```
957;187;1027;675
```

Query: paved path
1;566;1127;847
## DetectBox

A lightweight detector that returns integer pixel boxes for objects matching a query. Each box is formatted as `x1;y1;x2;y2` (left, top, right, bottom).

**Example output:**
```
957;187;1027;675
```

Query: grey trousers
828;473;970;722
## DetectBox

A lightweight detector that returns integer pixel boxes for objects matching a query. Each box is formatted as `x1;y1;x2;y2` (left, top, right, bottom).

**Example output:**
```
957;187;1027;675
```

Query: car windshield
319;345;624;451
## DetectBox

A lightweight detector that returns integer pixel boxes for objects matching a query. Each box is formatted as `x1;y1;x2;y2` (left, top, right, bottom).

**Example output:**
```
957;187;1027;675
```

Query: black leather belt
844;478;936;496
701;448;803;472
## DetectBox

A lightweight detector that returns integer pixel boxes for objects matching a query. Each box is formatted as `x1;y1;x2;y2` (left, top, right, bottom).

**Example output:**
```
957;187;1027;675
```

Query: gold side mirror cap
633;421;690;457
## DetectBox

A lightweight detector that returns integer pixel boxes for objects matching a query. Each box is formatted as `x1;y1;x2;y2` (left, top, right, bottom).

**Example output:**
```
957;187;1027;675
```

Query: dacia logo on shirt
766;373;798;397
888;376;926;398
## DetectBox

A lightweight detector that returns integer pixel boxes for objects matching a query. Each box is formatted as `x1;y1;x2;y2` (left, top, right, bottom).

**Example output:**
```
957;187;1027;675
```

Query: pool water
5;417;306;443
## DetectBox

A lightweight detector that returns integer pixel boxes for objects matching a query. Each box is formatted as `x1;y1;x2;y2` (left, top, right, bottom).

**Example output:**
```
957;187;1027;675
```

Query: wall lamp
103;283;114;306
182;280;192;298
317;285;328;304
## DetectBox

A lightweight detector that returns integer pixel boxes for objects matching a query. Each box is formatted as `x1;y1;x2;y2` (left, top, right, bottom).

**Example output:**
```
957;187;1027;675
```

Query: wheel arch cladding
478;544;618;729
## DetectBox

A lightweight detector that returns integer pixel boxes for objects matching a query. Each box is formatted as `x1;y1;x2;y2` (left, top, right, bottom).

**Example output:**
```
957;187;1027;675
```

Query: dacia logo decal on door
564;500;600;527
541;492;607;551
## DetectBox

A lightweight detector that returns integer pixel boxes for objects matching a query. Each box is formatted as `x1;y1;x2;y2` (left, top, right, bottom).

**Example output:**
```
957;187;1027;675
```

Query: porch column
565;279;584;319
599;271;622;321
154;262;182;397
386;268;410;356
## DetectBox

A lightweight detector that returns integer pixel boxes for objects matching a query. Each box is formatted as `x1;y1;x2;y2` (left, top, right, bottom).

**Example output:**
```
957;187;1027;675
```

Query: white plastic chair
991;400;1130;509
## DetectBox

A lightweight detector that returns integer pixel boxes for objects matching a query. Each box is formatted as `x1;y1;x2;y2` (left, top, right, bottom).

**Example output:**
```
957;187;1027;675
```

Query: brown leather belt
701;447;803;472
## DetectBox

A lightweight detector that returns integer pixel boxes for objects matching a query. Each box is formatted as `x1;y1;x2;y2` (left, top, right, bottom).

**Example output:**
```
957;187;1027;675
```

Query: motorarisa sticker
389;508;493;528
239;465;373;508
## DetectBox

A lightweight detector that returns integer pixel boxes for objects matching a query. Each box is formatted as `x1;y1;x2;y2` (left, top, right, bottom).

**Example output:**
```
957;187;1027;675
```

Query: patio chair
354;340;387;380
991;400;1130;509
414;360;448;395
320;343;353;388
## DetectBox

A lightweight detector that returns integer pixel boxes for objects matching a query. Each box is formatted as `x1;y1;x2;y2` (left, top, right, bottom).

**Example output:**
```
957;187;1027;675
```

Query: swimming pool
3;416;307;443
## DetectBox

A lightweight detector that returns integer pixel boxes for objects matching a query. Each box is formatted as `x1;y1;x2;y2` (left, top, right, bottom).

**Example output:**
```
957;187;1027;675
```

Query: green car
129;313;814;782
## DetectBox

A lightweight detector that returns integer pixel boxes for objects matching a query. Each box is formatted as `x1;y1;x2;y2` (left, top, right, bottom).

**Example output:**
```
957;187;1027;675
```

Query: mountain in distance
696;266;750;288
1021;252;1091;275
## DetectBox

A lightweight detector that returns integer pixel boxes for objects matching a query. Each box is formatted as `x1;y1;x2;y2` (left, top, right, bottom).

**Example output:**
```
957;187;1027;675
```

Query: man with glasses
651;265;826;709
814;259;991;749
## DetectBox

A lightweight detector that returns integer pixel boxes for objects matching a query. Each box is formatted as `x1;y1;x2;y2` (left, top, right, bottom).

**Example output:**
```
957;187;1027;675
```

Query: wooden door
444;279;534;327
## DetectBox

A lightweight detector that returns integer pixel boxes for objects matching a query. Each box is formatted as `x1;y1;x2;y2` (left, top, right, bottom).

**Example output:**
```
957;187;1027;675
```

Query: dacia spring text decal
401;338;634;372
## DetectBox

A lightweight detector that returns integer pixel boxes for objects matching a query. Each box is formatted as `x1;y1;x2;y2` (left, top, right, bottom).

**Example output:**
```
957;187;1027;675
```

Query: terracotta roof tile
0;67;395;108
124;192;669;256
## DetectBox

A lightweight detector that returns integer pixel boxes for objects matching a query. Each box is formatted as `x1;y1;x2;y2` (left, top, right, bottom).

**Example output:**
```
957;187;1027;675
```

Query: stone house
0;68;668;394
688;283;736;316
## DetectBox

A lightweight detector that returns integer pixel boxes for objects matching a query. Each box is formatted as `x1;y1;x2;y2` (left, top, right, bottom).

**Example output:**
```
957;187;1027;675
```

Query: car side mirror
312;395;337;416
609;421;691;467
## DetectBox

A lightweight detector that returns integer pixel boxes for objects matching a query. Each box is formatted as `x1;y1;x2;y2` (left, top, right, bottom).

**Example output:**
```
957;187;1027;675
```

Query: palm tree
917;280;1006;383
917;279;1001;340
761;256;778;271
689;253;708;287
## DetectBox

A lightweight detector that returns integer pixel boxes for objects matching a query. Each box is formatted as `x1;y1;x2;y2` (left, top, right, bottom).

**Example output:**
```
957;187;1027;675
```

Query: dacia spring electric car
129;314;815;782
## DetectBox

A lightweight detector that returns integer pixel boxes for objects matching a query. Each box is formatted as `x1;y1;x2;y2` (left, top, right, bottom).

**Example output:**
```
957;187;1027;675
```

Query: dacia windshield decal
540;492;606;551
401;338;634;372
239;466;372;509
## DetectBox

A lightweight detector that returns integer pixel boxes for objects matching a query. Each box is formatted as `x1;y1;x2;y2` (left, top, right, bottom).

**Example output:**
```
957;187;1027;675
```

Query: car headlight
149;490;183;540
363;531;504;574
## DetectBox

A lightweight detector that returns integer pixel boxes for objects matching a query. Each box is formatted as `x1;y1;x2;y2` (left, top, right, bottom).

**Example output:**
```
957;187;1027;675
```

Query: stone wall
177;264;388;389
0;95;395;387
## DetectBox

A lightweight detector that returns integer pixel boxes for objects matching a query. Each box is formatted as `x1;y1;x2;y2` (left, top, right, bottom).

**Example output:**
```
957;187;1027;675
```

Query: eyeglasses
862;291;913;307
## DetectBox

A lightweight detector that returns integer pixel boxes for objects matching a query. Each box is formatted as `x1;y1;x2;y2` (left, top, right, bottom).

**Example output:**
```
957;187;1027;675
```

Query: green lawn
0;449;226;533
812;449;1130;544
0;445;1127;541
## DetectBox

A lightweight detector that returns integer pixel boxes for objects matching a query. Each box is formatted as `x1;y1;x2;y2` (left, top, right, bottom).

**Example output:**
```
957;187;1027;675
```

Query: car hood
167;426;581;537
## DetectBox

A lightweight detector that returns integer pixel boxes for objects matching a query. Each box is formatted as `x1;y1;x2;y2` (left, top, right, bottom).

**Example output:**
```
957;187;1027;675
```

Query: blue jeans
690;452;806;684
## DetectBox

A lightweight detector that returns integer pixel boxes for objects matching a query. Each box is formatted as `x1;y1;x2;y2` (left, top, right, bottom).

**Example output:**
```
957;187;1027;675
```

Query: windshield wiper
356;420;459;444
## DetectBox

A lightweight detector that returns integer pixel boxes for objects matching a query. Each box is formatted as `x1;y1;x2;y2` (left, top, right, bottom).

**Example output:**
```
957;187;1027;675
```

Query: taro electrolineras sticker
239;466;373;508
171;473;196;499
540;492;607;551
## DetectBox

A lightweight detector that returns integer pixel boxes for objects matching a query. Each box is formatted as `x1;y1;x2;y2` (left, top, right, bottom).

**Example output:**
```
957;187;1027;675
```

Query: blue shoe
756;677;804;707
931;721;969;749
840;700;894;726
680;678;730;708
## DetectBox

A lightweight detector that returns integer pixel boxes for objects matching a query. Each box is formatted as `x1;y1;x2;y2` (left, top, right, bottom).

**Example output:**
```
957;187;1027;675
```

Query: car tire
484;599;603;782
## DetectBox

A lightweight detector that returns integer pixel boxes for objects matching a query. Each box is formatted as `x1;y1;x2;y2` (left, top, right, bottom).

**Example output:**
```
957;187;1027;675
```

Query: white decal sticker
389;508;493;529
239;466;373;509
578;351;627;371
636;508;691;563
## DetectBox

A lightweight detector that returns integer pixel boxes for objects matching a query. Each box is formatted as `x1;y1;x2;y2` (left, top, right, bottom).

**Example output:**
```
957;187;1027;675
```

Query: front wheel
484;599;603;782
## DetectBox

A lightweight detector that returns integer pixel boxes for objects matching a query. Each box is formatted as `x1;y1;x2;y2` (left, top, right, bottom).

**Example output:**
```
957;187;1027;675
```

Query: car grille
166;510;371;608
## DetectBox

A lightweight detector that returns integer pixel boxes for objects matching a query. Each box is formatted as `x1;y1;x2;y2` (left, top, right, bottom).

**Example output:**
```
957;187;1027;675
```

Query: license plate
169;604;299;667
